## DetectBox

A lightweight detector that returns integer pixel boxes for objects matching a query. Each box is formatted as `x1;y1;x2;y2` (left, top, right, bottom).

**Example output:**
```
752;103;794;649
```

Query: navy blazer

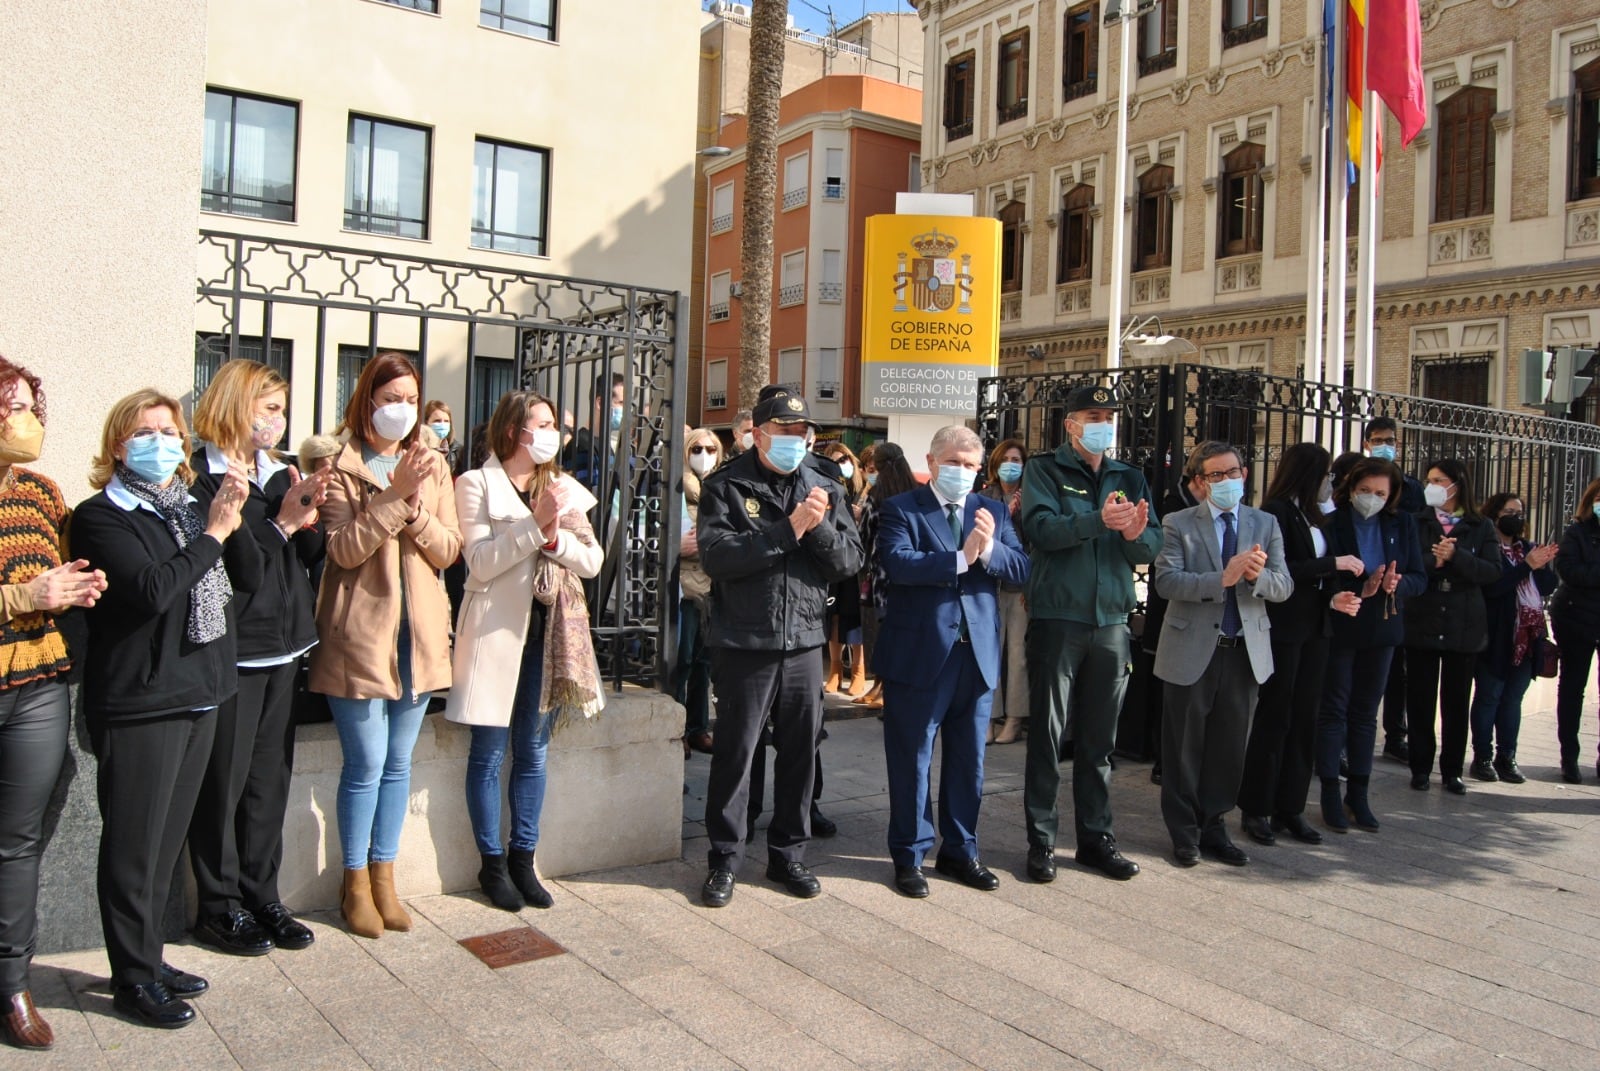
873;485;1030;691
1323;506;1427;650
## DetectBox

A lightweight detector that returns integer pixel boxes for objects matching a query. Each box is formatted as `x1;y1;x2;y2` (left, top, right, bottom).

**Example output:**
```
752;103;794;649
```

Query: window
1057;184;1095;283
1135;164;1174;270
997;29;1030;123
379;0;438;11
472;356;517;428
819;249;843;303
999;200;1026;293
345;115;431;238
817;348;841;401
1435;86;1495;222
1413;354;1491;406
1570;56;1600;202
1139;0;1179;76
908;153;922;193
705;360;728;410
823;148;844;200
1063;4;1098;103
480;0;555;41
335;345;421;415
1218;142;1265;257
202;89;298;221
782;151;809;210
472;138;549;255
944;51;976;138
710;181;734;233
777;348;803;391
1223;0;1268;48
779;250;806;307
709;271;731;322
193;334;292;403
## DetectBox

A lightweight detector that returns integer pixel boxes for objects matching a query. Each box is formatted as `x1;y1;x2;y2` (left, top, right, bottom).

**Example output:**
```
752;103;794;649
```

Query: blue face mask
762;433;810;473
865;472;878;487
934;464;976;501
1209;477;1244;512
1369;444;1397;462
429;421;450;440
997;461;1023;484
1077;421;1116;455
123;433;187;484
609;404;623;431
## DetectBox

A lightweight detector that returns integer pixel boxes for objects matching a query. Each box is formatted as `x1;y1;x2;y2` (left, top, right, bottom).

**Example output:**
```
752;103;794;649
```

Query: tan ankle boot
823;640;842;692
369;861;412;932
994;717;1024;745
341;868;383;938
845;646;869;697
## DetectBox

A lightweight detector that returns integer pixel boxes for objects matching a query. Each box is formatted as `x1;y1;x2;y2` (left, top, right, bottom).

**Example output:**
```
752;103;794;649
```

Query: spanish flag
1368;0;1427;146
1346;0;1369;174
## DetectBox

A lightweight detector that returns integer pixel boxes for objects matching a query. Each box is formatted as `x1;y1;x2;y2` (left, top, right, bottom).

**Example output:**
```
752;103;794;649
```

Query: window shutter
1088;6;1100;78
1020;30;1031;104
1165;0;1178;51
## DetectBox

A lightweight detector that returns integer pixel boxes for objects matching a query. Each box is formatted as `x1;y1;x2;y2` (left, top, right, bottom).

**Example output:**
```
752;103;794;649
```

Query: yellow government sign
860;214;1001;417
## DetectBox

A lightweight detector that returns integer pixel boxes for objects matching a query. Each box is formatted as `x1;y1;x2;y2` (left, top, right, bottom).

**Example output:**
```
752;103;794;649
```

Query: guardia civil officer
696;385;863;907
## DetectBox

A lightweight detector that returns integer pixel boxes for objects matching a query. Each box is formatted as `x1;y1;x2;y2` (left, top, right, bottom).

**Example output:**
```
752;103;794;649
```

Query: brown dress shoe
3;990;53;1049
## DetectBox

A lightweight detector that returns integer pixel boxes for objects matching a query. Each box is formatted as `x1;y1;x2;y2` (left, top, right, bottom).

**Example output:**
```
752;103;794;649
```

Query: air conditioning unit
728;281;743;297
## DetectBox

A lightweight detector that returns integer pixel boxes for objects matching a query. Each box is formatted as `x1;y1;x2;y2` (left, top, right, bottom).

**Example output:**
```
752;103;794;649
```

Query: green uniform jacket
1020;443;1162;626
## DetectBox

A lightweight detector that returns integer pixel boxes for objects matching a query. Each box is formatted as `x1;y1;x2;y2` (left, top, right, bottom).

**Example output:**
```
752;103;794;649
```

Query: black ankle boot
1345;775;1379;832
508;850;553;909
1320;778;1349;833
477;853;523;912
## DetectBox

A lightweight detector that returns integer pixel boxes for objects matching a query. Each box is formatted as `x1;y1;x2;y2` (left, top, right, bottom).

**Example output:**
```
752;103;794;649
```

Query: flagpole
1353;87;1380;393
1325;0;1349;412
1304;24;1328;393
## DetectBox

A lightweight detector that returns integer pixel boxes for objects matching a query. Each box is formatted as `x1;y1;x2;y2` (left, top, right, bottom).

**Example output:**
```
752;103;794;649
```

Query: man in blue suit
875;426;1030;898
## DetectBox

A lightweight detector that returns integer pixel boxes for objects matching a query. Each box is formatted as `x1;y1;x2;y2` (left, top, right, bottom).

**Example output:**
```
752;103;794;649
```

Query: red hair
341;351;422;446
0;356;46;425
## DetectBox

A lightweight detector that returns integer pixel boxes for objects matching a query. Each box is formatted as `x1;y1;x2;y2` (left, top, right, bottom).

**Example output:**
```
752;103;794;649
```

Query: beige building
915;0;1600;420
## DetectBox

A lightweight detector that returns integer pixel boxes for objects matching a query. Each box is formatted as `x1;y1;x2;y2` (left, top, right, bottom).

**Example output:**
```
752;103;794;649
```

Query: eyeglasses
689;445;716;455
128;427;182;440
1200;467;1244;483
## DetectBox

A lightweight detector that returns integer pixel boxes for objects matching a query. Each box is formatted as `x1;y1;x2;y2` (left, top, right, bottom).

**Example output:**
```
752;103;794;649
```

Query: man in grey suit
1152;442;1293;867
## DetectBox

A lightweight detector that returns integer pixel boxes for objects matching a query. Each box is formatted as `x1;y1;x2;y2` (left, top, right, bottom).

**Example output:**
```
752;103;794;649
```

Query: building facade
915;0;1600;419
701;75;924;448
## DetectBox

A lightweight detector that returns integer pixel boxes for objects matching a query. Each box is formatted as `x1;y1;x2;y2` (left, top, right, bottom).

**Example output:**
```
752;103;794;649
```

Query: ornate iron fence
195;229;687;690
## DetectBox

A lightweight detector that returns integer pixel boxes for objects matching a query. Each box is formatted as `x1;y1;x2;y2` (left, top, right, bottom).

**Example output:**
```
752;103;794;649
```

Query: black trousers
1406;648;1475;780
1238;634;1328;821
1160;647;1258;852
0;680;69;997
1382;648;1408;745
705;646;823;871
92;710;214;988
190;660;299;916
1552;622;1599;765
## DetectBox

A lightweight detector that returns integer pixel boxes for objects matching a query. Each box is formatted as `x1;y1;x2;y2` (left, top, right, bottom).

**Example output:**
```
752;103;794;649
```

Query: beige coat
444;456;602;728
309;441;462;700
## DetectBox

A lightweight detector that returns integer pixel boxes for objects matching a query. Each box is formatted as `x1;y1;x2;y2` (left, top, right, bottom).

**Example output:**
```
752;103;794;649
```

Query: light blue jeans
466;612;550;855
327;625;431;870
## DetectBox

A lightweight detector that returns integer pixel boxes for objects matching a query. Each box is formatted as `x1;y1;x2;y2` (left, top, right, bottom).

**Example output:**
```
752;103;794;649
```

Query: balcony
782;186;807;211
997;99;1029;124
1055;281;1091;315
1429;219;1493;267
1063;75;1096;103
710;212;733;234
706;391;727;409
709;301;730;323
822;180;845;201
944;118;973;140
1222;18;1268;49
1130;269;1171;306
818;281;843;303
778;283;805;307
1215;254;1263;295
816;380;840;402
1139;49;1177;77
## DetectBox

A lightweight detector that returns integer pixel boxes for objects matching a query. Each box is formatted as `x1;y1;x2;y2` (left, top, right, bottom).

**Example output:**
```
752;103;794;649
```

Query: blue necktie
1221;511;1241;638
948;504;970;642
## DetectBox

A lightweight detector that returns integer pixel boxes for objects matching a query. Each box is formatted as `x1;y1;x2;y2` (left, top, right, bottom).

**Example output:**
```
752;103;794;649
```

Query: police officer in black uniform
696;385;863;907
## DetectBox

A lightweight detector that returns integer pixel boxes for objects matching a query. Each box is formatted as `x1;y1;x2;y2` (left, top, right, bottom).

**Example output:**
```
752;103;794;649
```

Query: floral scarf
115;463;232;644
1504;541;1547;667
531;509;605;731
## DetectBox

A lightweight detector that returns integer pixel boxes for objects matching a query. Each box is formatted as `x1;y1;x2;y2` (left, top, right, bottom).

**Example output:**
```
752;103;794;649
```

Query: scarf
1503;541;1547;667
1434;507;1460;533
531;509;605;731
115;463;232;644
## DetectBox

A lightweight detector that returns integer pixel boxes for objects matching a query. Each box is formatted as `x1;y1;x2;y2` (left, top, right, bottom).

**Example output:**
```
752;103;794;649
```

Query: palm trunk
738;0;786;412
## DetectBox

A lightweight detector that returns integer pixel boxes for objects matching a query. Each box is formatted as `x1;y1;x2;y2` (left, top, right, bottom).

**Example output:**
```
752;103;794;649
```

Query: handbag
1536;640;1560;680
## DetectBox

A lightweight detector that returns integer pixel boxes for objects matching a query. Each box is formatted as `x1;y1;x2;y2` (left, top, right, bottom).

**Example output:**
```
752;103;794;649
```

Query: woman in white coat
446;390;602;911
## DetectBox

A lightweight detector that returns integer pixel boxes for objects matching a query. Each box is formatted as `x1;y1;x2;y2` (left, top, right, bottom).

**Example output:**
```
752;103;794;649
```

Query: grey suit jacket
1151;502;1293;686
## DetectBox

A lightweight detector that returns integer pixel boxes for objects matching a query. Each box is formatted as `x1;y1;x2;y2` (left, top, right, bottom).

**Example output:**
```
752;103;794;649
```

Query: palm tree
738;0;786;412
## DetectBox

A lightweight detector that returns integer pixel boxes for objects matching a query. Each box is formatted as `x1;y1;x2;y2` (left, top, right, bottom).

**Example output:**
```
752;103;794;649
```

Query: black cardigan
1480;538;1558;677
1324;506;1428;650
70;489;263;720
1551;516;1600;639
1403;511;1501;653
1260;497;1338;644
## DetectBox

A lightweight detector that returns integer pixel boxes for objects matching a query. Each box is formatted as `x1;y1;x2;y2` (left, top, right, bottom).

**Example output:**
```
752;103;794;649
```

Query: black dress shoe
193;909;273;957
1149;762;1162;786
1561;760;1582;784
809;804;838;838
1026;845;1056;884
1443;775;1467;795
1173;846;1199;867
1240;815;1275;846
1272;815;1324;845
766;860;822;899
701;868;735;908
1410;774;1430;790
112;982;194;1029
1383;740;1410;764
934;856;1000;891
1200;840;1250;866
1074;834;1140;881
157;963;208;998
1494;757;1525;784
254;902;315;951
893;865;929;898
1469;759;1499;782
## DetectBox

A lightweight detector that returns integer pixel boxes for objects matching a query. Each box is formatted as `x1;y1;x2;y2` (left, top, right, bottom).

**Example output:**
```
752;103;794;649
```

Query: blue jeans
1469;658;1533;761
465;617;550;855
326;626;431;870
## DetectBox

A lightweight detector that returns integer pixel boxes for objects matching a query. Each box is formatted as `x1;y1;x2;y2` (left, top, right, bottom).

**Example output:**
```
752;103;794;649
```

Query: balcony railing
945;118;973;140
997;99;1029;124
1001;292;1022;322
1215;254;1263;295
706;390;727;409
1222;18;1268;48
1063;75;1097;103
1139;49;1177;77
709;301;730;322
818;281;843;303
822;180;845;201
816;380;840;401
778;283;805;307
710;212;733;234
782;187;807;210
1129;269;1171;307
1055;281;1092;315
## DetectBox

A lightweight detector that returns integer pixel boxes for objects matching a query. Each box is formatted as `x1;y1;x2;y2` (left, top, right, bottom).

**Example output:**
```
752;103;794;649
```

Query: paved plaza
27;677;1600;1071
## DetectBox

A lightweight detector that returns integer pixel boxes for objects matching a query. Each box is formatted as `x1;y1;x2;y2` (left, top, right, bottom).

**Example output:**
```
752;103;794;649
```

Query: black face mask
1496;514;1525;538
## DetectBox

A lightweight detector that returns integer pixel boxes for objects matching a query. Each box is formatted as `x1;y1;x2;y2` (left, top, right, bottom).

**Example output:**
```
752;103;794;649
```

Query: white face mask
837;461;855;480
1352;492;1387;519
372;401;417;441
1424;483;1453;510
740;432;754;452
688;452;716;476
524;428;562;463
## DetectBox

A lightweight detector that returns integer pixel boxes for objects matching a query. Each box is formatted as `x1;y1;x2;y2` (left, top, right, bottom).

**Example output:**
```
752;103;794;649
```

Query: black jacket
697;450;863;651
1480;538;1558;677
1261;497;1339;644
1403;511;1501;653
190;450;322;662
1324;507;1427;650
71;488;263;720
1551;516;1600;639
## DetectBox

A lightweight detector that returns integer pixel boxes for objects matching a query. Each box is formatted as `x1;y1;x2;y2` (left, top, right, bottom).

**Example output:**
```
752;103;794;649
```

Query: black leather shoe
1149;762;1162;786
1026;845;1056;883
766;860;822;899
893;865;929;898
112;982;194;1029
254;902;315;950
1240;815;1275;846
1383;740;1410;764
809;805;838;839
1561;760;1582;784
1443;775;1467;795
1173;846;1199;868
1494;757;1525;784
1410;774;1430;791
156;963;208;998
193;909;273;957
700;868;735;908
934;856;999;891
1273;815;1324;845
1469;759;1499;782
1075;834;1140;881
1338;755;1349;780
1200;840;1250;867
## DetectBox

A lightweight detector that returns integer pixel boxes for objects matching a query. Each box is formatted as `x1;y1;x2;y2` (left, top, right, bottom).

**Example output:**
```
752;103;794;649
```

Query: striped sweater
0;468;71;688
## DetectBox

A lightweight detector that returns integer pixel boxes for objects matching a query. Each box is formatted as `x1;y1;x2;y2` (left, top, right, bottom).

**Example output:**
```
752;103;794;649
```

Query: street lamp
1120;313;1197;362
1103;0;1155;371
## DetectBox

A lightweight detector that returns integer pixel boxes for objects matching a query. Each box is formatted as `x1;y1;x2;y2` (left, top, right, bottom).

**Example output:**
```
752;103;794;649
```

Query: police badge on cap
751;384;819;428
1063;384;1120;412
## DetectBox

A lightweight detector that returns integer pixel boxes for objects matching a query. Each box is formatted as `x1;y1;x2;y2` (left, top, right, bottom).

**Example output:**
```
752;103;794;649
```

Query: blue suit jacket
873;485;1030;690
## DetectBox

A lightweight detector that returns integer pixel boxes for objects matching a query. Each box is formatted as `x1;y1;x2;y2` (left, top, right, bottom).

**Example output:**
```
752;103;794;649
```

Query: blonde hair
90;388;195;489
683;427;723;503
822;440;864;499
193;360;289;454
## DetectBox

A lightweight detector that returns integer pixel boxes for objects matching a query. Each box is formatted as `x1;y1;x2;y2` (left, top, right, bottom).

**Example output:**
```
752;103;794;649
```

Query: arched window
1057;184;1095;283
1571;56;1600;202
1435;86;1495;222
1218;142;1265;257
999;200;1027;293
1135;164;1173;270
